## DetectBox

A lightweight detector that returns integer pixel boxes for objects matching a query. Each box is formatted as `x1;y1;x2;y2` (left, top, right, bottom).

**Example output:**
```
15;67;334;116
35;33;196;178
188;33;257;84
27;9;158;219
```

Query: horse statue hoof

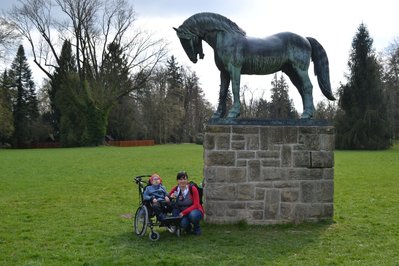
227;111;240;119
300;111;313;119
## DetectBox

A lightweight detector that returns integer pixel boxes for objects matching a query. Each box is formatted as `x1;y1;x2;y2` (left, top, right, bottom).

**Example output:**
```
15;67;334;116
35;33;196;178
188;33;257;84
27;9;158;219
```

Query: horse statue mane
174;13;335;120
180;12;246;36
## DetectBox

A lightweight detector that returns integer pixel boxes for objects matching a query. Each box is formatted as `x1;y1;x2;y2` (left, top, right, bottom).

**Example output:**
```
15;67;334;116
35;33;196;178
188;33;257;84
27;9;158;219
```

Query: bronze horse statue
174;12;335;119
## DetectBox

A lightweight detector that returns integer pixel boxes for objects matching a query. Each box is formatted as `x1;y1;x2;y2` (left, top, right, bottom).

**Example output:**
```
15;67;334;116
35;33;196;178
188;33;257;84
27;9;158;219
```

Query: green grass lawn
0;143;398;265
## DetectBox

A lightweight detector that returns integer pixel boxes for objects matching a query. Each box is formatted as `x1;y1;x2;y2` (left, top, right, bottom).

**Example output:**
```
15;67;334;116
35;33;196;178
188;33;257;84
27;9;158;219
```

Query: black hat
176;171;188;180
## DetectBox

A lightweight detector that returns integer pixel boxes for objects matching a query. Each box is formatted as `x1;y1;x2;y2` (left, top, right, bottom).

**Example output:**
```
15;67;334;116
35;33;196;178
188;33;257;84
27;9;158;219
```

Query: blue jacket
143;184;168;202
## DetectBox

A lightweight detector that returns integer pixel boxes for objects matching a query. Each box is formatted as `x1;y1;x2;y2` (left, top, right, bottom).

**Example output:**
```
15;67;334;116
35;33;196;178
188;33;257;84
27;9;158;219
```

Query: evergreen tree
165;56;185;142
50;40;76;140
382;40;399;139
335;23;391;149
0;70;14;143
9;45;39;147
269;73;297;119
103;42;136;140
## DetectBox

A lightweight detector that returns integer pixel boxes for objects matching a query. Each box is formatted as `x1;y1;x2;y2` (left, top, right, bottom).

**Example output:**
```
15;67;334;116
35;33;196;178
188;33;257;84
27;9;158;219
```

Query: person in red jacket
169;171;204;235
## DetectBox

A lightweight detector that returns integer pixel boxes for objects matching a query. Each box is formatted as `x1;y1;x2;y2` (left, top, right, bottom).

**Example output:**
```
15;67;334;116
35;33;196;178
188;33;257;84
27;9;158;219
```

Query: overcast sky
1;0;399;111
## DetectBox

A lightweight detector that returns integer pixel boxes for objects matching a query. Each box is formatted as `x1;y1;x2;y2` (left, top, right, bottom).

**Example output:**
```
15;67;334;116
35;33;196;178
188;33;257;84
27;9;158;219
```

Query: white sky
1;0;399;112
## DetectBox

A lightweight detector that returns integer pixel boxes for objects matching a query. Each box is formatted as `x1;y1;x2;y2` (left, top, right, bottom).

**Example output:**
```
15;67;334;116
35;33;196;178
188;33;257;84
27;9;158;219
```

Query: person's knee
188;210;202;223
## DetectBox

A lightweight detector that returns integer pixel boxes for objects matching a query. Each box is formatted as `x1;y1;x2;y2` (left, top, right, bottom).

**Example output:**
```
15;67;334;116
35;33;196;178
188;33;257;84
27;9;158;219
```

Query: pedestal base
203;120;334;225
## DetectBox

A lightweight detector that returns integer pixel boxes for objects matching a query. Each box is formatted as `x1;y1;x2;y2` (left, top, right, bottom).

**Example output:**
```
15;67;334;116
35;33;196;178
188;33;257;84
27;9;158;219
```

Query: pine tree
9;45;39;147
50;40;77;140
103;42;136;140
165;56;185;142
269;73;297;119
335;23;391;149
0;70;14;143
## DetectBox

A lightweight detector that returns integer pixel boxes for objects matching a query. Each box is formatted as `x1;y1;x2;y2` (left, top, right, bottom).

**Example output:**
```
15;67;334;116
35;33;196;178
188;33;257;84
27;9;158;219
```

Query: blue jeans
180;209;202;233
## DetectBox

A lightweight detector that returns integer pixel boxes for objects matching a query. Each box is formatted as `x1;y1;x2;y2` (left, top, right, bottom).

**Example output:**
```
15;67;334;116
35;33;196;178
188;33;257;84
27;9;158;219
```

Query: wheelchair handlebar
134;175;152;184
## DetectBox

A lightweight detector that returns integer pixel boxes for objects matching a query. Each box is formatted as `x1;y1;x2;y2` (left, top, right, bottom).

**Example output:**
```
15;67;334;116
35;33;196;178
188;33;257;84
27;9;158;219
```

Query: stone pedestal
203;120;334;225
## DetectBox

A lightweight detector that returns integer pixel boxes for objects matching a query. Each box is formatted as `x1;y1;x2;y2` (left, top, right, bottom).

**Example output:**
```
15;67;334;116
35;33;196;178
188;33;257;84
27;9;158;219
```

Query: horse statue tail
306;37;336;100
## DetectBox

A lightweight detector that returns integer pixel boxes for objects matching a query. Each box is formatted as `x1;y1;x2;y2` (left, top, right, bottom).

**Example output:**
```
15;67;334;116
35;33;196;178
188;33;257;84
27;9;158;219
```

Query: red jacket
169;185;204;216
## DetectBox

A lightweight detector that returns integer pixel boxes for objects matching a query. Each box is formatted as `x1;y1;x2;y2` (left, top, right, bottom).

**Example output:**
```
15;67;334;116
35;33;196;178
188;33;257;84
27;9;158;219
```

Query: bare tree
0;17;21;61
8;0;167;100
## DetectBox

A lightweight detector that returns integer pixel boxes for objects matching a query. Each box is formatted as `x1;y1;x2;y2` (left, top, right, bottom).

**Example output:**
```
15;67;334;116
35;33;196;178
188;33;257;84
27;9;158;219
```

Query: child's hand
165;196;170;203
170;194;176;199
152;198;158;203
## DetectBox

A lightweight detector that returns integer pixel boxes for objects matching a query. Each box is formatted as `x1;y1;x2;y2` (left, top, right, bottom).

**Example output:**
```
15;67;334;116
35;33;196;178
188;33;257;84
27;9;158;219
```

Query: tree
269;73;298;119
9;45;39;147
0;70;14;143
314;100;337;121
49;40;77;141
164;56;185;143
0;17;20;61
8;0;167;146
381;38;399;140
335;23;391;149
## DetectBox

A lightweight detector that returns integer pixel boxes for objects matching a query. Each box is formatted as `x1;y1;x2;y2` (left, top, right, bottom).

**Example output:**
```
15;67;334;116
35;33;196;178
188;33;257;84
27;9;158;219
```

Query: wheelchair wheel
134;205;148;236
149;231;160;241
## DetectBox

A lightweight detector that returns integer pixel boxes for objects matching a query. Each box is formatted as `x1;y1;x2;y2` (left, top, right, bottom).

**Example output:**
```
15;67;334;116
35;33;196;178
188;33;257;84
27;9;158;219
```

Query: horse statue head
173;27;204;63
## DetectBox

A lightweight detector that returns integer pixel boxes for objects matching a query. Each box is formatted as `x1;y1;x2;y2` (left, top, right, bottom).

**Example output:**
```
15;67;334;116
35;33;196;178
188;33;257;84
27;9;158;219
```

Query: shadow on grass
105;220;335;265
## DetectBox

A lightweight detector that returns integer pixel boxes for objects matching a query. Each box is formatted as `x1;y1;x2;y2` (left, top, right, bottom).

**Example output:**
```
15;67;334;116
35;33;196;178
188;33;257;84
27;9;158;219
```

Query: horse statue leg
226;65;241;119
284;67;315;119
212;71;230;118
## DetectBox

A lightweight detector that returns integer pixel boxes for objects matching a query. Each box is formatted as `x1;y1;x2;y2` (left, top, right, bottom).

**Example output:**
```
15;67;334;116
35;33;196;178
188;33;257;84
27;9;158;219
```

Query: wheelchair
133;175;182;241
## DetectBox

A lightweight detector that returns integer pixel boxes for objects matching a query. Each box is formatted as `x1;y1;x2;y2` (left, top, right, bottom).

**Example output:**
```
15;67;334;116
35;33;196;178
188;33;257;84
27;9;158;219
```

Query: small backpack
189;180;204;205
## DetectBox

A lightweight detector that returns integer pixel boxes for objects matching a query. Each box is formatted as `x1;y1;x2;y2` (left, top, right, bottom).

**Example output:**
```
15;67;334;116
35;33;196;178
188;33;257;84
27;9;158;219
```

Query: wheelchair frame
133;175;181;241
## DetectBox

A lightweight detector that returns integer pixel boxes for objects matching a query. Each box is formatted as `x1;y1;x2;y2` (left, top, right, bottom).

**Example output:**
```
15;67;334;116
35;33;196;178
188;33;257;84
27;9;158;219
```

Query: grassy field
0;143;398;265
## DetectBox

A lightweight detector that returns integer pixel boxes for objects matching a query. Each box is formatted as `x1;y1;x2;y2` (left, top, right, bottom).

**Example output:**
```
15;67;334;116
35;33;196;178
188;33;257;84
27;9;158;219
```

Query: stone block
228;202;246;209
259;127;270;150
255;188;266;200
257;150;280;159
261;159;281;167
232;134;245;141
281;189;299;202
236;160;247;167
320;134;335;151
311;151;334;168
293;151;311;167
261;167;287;181
204;134;215;150
248;160;261;181
321;181;334;202
205;151;235;166
206;125;231;133
238;184;255;200
215;134;230;150
246;135;259;150
299;133;320;150
289;168;323;180
323;168;334;180
206;184;237;200
252;210;264;220
283;127;298;143
247;201;264;210
281;145;292;167
280;203;294;219
301;181;316;202
231;141;245;150
237;151;256;159
228;167;247;183
232;126;259;134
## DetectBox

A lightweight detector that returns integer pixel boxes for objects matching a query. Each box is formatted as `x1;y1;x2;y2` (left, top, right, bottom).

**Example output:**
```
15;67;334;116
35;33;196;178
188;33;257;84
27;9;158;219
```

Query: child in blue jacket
143;174;170;220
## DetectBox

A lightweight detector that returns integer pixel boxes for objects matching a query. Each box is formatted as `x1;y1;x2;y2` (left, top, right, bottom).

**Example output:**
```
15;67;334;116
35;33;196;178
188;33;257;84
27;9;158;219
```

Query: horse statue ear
173;27;179;33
